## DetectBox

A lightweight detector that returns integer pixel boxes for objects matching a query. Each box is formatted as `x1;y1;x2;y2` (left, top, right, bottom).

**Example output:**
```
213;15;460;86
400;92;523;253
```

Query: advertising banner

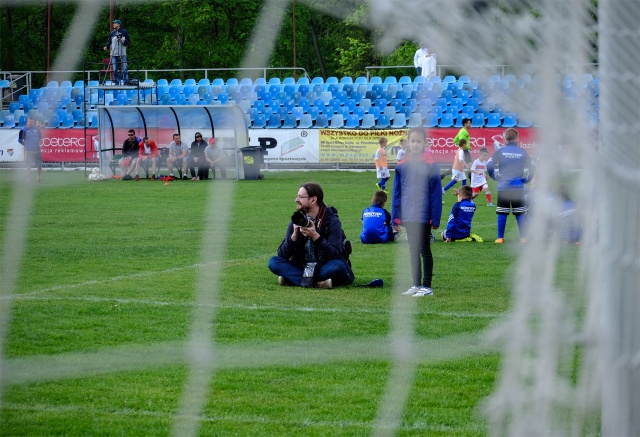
249;129;320;164
0;128;99;163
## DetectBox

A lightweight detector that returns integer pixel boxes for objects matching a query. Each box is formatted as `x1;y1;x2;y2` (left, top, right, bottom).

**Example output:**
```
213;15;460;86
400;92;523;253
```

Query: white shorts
451;169;466;182
377;167;390;178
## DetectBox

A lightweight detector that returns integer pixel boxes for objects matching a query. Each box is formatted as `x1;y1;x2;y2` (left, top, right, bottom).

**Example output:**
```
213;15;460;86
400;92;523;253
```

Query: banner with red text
0;128;99;163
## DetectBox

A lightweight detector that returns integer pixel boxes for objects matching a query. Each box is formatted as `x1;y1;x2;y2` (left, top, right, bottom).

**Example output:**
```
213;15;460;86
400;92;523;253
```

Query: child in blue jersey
441;186;482;242
360;190;397;244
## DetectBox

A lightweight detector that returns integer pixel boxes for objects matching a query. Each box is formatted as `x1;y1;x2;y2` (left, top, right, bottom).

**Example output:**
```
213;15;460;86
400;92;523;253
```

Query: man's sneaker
278;276;291;286
412;287;433;297
487;203;495;207
134;175;140;181
402;286;421;295
151;175;156;181
316;279;332;289
376;183;382;190
470;233;484;242
495;238;504;244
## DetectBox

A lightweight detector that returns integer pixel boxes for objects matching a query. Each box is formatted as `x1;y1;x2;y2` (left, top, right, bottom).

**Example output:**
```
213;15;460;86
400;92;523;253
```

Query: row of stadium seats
0;74;597;129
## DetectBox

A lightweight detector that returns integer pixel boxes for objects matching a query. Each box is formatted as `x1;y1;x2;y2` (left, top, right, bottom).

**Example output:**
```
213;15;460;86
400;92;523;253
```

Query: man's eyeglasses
296;195;311;199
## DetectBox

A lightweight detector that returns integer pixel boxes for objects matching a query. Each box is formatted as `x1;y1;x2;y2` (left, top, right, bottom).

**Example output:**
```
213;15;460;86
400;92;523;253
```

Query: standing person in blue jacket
18;116;43;183
441;186;482;242
103;19;130;85
360;190;397;244
392;127;443;297
487;128;535;244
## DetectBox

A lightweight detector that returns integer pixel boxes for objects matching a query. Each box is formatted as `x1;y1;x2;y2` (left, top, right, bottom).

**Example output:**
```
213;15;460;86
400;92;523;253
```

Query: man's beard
297;203;310;214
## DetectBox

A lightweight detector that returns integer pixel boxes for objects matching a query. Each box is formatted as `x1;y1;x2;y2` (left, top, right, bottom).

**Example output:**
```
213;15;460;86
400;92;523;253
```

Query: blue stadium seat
311;77;324;86
361;114;375;129
307;106;319;121
502;113;518;127
485;113;501;127
18;115;28;127
376;114;390;129
457;89;469;105
353;106;365;120
330;114;345;128
517;118;533;128
292;107;304;121
371;84;383;98
391;113;407;128
267;114;281;128
315;113;329;128
368;106;380;120
351;90;362;104
407;112;423;128
423;113;438;128
439;113;454;127
358;98;371;112
472;113;485;128
8;102;19;113
282;114;297;128
297;77;310;86
254;78;267;86
252;114;266;128
345;114;359;128
2;114;15;128
298;114;313;129
354;76;368;85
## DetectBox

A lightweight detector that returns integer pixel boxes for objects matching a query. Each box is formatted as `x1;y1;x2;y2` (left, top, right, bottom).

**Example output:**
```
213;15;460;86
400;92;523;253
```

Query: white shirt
471;158;488;188
414;48;428;68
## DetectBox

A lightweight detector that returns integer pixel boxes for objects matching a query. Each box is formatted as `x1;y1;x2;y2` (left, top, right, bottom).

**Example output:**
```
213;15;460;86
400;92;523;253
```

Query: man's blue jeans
268;256;350;286
112;55;128;84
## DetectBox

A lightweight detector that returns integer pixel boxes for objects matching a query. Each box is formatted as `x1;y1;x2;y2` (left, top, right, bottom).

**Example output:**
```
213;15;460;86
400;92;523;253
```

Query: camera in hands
291;210;313;228
291;211;319;287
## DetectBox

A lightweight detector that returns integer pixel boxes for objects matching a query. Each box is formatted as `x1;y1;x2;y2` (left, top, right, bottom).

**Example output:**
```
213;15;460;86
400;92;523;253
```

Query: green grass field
0;169;551;436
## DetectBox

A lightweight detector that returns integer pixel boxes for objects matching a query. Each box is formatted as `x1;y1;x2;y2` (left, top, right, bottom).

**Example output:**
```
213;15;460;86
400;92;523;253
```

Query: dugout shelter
96;105;249;179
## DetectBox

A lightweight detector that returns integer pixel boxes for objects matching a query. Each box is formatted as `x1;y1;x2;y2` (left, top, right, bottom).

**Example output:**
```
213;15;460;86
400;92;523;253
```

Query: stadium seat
282;114;297;129
485;113;502;127
353;106;365;121
391;113;407;128
267;114;281;128
297;77;310;86
354;76;368;85
307;106;319;121
471;113;485;128
315;114;329;128
383;105;396;120
291;107;304;121
8;102;19;113
345;114;359;129
359;98;371;112
502;113;518;127
361;114;375;129
2;114;15;128
254;78;267;86
252;114;266;128
517;118;533;127
61;114;75;128
282;77;295;86
376;114;390;129
298;114;313;129
368;106;381;120
371;84;383;98
311;76;324;86
269;84;280;95
423;113;438;128
340;76;353;85
438;113;454;127
330;114;345;128
457;89;469;105
351;90;362;104
407;112;423;128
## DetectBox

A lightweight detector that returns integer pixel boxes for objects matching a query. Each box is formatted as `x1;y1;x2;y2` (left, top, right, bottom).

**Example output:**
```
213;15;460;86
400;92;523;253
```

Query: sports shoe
182;175;189;180
376;183;382;190
134;175;140;181
456;236;473;242
487;203;495;207
430;232;436;243
412;287;433;297
402;286;421;296
316;279;332;289
470;233;484;242
278;276;291;286
151;175;156;181
495;238;504;244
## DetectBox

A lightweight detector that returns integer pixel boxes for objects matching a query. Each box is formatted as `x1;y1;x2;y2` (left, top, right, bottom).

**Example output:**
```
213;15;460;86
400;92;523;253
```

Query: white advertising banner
248;129;320;164
0;130;24;162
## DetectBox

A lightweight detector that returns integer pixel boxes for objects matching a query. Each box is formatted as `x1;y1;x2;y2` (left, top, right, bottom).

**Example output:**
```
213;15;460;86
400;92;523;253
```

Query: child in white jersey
470;147;494;206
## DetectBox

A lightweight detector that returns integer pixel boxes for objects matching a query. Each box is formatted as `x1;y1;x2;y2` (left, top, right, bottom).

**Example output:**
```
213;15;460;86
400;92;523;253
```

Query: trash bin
240;146;264;180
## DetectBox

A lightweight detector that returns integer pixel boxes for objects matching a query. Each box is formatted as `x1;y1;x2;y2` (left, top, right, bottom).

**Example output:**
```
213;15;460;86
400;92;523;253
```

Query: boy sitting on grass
360;190;399;244
441;185;483;242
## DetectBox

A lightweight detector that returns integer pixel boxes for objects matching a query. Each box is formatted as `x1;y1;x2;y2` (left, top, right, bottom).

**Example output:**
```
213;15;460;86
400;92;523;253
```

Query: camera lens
291;211;312;227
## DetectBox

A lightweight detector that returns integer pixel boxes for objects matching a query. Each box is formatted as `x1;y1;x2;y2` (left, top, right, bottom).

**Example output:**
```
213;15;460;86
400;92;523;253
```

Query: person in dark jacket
19;116;43;183
188;132;208;180
268;182;354;289
392;127;443;297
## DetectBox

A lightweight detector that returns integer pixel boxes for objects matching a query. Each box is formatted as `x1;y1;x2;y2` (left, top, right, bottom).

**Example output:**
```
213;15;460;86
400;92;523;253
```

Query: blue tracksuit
445;199;476;240
360;204;393;244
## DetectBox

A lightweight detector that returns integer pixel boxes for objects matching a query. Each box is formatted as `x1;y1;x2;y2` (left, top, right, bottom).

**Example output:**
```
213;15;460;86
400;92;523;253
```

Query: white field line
1;402;487;433
10;294;503;319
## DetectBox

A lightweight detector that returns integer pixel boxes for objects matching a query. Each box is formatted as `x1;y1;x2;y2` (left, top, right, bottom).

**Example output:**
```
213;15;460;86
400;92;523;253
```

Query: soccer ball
88;167;106;182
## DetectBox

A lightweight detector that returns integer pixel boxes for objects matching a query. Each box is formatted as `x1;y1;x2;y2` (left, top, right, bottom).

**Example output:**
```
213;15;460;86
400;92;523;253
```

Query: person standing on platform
103;19;130;85
414;42;429;77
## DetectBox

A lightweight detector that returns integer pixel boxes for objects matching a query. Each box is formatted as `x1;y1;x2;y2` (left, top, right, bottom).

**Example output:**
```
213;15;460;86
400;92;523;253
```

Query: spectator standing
441;186;482;242
414;42;428;77
135;136;158;180
18;116;43;183
487;128;536;244
268;182;354;289
118;129;140;179
204;137;226;180
396;137;407;162
443;139;468;194
391;127;443;297
470;147;494;206
454;117;473;180
360;190;396;244
167;133;189;179
103;19;130;85
188;132;208;180
374;136;390;191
